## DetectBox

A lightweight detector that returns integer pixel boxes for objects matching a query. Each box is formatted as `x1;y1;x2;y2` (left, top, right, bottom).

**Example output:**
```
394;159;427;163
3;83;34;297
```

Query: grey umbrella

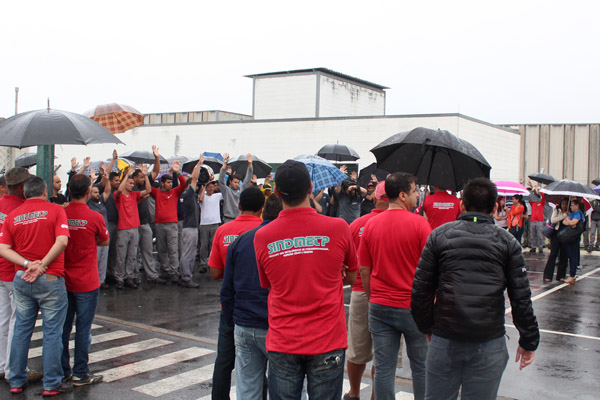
14;153;48;169
182;156;223;174
317;143;360;162
228;154;272;179
121;150;168;165
370;127;491;192
0;108;124;148
528;173;556;185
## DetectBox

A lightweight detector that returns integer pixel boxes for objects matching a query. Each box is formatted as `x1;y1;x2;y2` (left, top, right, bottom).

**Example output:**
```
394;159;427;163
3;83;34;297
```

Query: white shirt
200;192;223;225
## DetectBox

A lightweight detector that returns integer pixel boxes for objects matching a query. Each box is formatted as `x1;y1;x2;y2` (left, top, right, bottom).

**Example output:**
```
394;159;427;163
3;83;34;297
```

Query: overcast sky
2;0;599;125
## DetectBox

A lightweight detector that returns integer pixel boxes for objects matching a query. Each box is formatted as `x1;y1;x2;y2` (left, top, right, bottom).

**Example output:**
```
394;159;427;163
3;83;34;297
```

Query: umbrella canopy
594;185;600;194
293;154;348;192
370;127;491;192
228;154;272;179
358;162;389;188
14;153;45;169
83;103;144;134
182;156;223;175
528;173;556;185
121;150;168;165
0;108;124;149
494;181;530;197
317;143;360;162
160;156;189;174
540;179;600;200
592;178;600;186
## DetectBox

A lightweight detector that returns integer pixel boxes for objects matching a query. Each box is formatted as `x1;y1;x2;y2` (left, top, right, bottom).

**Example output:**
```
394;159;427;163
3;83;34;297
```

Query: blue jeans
425;335;509;400
8;271;67;390
234;325;268;400
212;311;235;400
61;289;100;377
564;239;580;277
369;303;428;400
268;348;345;400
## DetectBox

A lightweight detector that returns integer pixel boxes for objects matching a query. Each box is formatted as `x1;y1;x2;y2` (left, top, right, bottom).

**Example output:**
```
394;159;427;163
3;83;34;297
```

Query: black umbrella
121;150;168;165
182;156;223;175
592;178;600;186
228;154;272;179
528;173;556;185
358;162;389;188
0;108;124;148
540;179;600;200
370;127;491;192
14;153;41;169
317;144;360;162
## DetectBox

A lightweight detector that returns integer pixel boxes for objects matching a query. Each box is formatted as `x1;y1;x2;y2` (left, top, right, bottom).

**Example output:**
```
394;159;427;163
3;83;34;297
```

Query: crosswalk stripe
29;330;136;359
101;347;214;383
133;364;213;397
396;391;414;399
342;378;368;394
31;324;102;341
197;387;234;400
72;338;173;365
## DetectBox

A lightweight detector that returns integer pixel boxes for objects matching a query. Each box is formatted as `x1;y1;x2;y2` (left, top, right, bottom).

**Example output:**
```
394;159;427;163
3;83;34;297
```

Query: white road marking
74;338;173;365
31;324;102;341
505;324;600;341
396;391;415;399
342;378;368;394
101;347;214;382
29;330;136;358
133;364;214;397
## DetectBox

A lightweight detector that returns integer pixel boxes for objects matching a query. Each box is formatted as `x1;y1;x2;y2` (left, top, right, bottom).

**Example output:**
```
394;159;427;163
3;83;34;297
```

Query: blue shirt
569;209;584;221
220;220;271;330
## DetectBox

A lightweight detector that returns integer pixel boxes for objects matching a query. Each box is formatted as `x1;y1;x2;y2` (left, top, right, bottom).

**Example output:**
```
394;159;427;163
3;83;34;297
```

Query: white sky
2;0;599;124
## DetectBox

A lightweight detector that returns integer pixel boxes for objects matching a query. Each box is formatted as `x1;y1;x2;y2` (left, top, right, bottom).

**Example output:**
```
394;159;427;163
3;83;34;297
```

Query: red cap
375;181;388;200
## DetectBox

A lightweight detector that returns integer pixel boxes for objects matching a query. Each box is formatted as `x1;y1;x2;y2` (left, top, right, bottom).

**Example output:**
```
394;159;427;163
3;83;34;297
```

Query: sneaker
41;382;72;396
124;279;138;289
565;276;576;285
62;374;72;383
10;383;27;394
543;278;552;283
343;393;360;400
180;280;199;288
586;246;593;254
27;369;44;383
71;373;103;387
147;276;167;284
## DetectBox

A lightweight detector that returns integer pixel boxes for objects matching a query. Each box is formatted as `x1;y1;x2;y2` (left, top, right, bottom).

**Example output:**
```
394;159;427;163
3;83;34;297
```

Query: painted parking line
31;324;102;341
505;324;600;342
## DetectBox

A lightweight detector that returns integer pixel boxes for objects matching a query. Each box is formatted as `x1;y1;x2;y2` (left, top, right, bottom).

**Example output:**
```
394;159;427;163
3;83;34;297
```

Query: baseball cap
375;181;388;200
5;168;32;185
263;183;272;190
274;160;311;199
367;181;376;187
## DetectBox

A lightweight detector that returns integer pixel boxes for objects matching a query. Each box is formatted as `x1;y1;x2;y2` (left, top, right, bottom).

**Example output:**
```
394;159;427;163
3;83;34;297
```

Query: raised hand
90;169;97;181
112;149;118;160
172;160;181;174
71;157;78;171
339;165;348;174
199;154;204;165
247;153;253;164
152;145;159;157
99;162;106;176
141;164;149;175
223;153;230;164
82;157;91;170
192;161;202;179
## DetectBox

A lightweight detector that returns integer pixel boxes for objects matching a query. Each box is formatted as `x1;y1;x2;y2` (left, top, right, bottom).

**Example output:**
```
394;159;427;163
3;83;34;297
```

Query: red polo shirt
0;195;25;281
0;199;70;277
114;190;141;230
151;174;186;224
530;194;546;222
349;208;385;292
254;207;357;355
208;214;262;270
64;203;109;292
423;191;461;230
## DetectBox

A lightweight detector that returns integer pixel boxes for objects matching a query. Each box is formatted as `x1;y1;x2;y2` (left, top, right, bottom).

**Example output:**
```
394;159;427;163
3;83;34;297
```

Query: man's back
423;190;461;230
0;195;24;281
208;214;262;270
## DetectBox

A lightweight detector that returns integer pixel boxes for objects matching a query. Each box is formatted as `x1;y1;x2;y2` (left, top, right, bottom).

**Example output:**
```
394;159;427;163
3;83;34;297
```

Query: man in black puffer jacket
411;177;539;400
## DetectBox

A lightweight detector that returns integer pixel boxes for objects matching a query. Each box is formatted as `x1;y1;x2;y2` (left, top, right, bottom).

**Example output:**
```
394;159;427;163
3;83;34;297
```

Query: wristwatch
23;260;29;268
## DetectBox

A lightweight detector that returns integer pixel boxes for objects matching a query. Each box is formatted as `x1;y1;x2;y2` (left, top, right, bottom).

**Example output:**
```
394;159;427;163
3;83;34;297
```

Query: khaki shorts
346;290;373;364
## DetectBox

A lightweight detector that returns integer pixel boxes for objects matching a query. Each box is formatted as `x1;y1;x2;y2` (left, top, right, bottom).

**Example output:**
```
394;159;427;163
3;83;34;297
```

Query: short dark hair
263;194;282;220
228;174;242;185
385;172;417;200
462;178;497;213
239;187;265;212
69;174;91;199
24;176;46;198
131;169;144;179
109;172;120;181
161;174;172;183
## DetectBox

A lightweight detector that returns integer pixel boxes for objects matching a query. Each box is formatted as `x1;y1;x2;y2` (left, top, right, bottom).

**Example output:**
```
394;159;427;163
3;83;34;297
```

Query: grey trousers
529;221;545;250
588;220;600;247
138;224;159;279
107;221;118;280
97;245;109;284
180;228;198;282
156;222;179;276
115;228;139;282
178;221;183;262
199;223;219;269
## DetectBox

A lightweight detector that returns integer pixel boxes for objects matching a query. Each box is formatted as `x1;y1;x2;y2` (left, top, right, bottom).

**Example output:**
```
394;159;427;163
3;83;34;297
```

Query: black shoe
147;276;167;284
180;280;199;288
42;382;72;396
115;282;124;290
170;275;180;283
124;279;138;289
72;373;103;387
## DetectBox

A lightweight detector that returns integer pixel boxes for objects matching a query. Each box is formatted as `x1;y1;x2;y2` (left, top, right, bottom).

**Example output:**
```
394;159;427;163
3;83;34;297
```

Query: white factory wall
54;114;519;184
318;75;385;118
253;75;317;119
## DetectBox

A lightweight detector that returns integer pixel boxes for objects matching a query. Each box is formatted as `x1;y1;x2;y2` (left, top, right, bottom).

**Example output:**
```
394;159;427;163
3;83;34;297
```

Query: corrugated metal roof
244;68;389;91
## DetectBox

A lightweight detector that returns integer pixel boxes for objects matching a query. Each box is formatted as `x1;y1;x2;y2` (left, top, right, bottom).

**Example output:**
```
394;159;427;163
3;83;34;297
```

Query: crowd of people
0;147;556;399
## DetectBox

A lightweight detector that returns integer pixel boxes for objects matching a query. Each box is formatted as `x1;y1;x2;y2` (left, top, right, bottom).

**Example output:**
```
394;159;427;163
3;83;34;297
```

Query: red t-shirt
349;208;385;292
254;207;357;355
359;209;431;309
529;194;546;222
423;191;461;230
114;190;141;230
0;199;70;277
208;214;262;270
0;195;25;281
64;203;109;292
151;174;186;224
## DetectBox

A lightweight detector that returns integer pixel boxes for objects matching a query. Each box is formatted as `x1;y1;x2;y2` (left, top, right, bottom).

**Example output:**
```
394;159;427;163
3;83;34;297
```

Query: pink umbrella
494;181;529;197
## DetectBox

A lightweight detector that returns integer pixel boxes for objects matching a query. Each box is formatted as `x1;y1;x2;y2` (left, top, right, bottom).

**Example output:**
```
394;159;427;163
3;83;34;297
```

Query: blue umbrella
294;154;348;192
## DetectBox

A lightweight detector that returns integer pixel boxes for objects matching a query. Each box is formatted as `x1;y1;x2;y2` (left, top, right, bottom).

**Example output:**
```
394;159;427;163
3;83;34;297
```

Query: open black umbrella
540;179;600;200
182;156;223;174
592;178;600;186
317;144;360;162
528;173;556;185
358;162;389;188
0;108;124;148
370;127;491;192
228;154;272;179
14;153;42;169
121;150;168;165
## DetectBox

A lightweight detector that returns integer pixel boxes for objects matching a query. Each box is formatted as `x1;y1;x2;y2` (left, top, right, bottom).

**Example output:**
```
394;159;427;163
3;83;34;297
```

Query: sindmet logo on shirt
223;235;239;246
267;236;330;257
14;211;48;225
68;219;88;230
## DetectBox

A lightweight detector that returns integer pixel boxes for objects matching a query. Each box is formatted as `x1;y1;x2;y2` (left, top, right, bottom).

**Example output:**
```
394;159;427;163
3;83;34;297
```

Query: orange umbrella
84;103;144;134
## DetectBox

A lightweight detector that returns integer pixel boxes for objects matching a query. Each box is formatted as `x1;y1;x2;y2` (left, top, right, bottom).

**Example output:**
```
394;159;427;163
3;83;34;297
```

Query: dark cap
5;168;32;185
275;160;311;199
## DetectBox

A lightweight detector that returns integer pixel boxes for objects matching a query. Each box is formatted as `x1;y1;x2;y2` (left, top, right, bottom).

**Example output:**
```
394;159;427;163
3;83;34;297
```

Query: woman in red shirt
508;195;527;243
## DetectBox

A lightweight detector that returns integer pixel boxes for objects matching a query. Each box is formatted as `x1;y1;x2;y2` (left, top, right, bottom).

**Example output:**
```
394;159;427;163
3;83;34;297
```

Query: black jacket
411;212;539;351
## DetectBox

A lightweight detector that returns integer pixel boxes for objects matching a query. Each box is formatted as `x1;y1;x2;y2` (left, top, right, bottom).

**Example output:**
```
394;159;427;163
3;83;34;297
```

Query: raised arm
106;150;118;176
241;153;253;191
139;165;152;197
151;145;161;181
77;157;91;175
219;153;229;190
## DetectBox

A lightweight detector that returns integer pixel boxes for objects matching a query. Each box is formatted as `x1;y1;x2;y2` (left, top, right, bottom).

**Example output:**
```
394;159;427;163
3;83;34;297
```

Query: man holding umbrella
219;153;253;223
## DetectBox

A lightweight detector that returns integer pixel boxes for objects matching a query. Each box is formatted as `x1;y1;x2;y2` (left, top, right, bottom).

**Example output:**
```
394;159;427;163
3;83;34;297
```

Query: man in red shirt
114;165;151;289
0;176;71;396
528;184;546;254
62;174;109;386
254;160;357;400
345;181;389;400
423;186;461;230
359;172;431;400
209;186;264;400
150;161;186;283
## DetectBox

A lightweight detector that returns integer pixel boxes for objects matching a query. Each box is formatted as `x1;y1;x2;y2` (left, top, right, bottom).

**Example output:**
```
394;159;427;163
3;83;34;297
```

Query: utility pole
36;97;54;193
14;87;18;115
